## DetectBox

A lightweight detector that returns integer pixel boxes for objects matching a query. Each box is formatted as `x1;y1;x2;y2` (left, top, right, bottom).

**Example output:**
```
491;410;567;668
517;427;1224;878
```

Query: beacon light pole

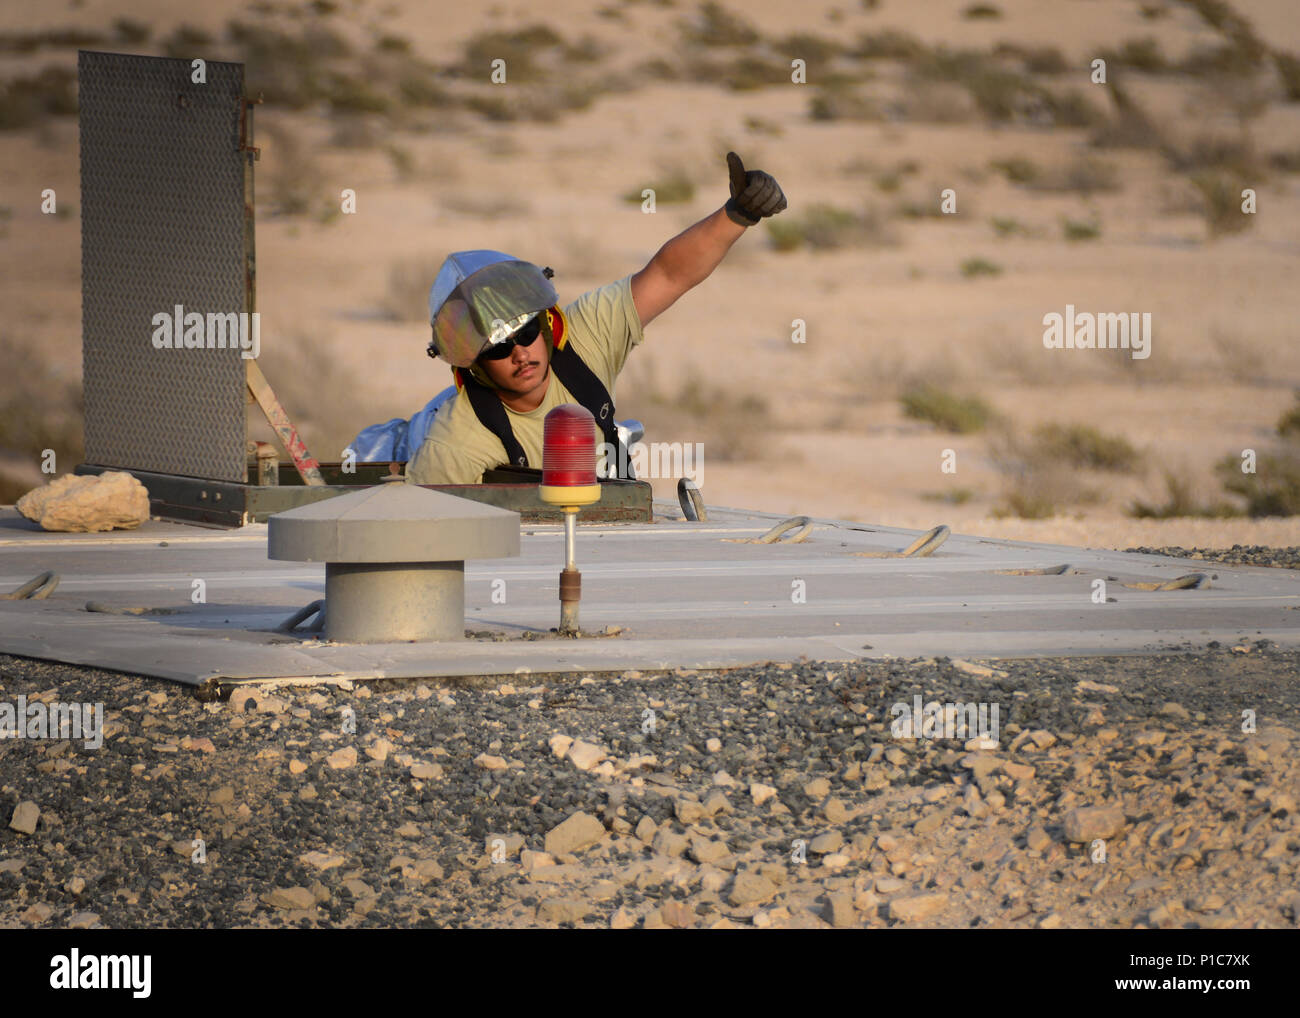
539;404;601;635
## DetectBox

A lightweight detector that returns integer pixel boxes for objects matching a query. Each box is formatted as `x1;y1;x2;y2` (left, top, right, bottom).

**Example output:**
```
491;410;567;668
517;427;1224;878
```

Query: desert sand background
3;0;1300;547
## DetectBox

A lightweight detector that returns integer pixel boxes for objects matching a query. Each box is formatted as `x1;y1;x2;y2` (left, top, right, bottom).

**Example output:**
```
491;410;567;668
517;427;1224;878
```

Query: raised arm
630;152;787;327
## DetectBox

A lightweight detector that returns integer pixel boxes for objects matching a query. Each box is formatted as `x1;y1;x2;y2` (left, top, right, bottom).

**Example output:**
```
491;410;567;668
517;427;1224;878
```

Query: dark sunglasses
478;317;542;361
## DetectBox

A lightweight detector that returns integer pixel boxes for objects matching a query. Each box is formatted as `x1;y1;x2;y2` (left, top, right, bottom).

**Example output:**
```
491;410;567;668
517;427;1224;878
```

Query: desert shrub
259;122;330;219
990;156;1039;184
960;257;1002;278
766;203;895;250
1130;472;1242;518
0;336;84;504
910;46;1096;125
680;3;761;47
1062;216;1102;241
777;32;844;63
1101;37;1168;72
458;25;564;82
112;18;151;45
1028;155;1120;194
993;42;1068;74
1273;51;1300;101
1163;132;1263;178
901;385;993;433
1032;423;1140;471
851;30;927;61
922;488;977;505
809;83;882;121
689;52;790;90
1278;394;1300;438
1190;171;1253;236
638;377;771;461
0;67;78;129
623;170;695;205
1089;80;1164;149
990;430;1098;518
0;28;105;52
380;256;442;322
1210;394;1300;515
161;24;215;58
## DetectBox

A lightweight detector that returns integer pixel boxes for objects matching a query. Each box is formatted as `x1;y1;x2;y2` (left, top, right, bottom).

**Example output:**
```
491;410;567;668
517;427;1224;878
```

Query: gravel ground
1125;545;1300;570
1;645;1298;930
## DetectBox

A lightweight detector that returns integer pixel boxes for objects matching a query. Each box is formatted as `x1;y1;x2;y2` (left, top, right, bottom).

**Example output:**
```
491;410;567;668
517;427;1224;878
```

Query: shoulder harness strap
546;308;635;480
452;366;529;469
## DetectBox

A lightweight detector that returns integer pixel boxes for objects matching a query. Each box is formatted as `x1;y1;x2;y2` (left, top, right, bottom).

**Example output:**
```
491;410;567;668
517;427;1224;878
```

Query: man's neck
497;364;550;414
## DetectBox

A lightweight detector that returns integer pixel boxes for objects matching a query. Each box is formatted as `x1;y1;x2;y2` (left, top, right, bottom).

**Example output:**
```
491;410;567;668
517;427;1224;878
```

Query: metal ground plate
0;503;1297;687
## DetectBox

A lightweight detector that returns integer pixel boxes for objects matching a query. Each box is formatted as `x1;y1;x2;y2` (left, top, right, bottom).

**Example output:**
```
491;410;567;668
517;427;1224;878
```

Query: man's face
477;327;549;399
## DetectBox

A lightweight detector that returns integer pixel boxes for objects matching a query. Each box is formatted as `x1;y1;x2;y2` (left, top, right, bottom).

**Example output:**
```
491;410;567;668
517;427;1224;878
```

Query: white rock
326;747;357;770
566;740;606;771
16;471;150;533
8;801;39;835
544;811;606;855
299;851;344;871
520;849;556;872
750;782;778;806
549;734;574;759
365;738;394;763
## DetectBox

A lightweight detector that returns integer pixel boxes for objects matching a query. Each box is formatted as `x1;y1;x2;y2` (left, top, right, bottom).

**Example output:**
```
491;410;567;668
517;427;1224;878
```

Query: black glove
724;151;787;227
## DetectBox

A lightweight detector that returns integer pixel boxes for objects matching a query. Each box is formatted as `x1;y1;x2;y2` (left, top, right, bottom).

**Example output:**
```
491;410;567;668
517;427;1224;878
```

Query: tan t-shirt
405;274;645;485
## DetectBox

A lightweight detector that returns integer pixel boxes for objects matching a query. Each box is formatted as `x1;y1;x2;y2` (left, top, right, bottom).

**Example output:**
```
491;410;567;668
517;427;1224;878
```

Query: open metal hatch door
79;50;253;485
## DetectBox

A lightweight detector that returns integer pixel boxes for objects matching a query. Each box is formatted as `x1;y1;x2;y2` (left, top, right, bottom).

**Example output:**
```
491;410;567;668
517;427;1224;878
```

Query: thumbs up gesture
723;151;788;227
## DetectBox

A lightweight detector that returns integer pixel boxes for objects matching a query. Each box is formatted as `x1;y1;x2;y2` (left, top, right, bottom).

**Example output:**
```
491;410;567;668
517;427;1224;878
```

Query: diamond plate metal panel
79;51;249;482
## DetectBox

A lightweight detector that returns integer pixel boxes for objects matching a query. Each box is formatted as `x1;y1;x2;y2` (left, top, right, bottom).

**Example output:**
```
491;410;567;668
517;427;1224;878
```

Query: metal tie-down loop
677;478;708;522
1;571;60;600
756;516;813;544
852;524;951;558
899;525;950;558
278;600;327;632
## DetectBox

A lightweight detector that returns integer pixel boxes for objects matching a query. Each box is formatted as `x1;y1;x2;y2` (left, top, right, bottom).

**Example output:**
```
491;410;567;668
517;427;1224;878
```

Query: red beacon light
540;404;601;508
540;404;602;635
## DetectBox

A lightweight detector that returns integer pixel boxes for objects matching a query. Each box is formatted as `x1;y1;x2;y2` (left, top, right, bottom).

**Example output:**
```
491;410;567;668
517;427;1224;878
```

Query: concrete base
325;561;463;643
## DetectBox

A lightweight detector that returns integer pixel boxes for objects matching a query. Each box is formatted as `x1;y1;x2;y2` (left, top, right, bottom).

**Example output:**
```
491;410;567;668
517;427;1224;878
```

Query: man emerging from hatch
405;153;787;485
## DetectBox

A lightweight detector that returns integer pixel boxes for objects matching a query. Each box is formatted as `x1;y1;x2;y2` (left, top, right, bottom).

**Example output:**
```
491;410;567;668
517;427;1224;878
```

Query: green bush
960;257;1003;278
901;385;993;433
623;171;695;205
681;2;762;47
852;30;927;61
1032;423;1140;471
990;156;1039;184
0;67;78;128
1191;171;1253;237
1273;51;1300;101
766;203;894;251
1062;217;1102;241
1130;472;1242;518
